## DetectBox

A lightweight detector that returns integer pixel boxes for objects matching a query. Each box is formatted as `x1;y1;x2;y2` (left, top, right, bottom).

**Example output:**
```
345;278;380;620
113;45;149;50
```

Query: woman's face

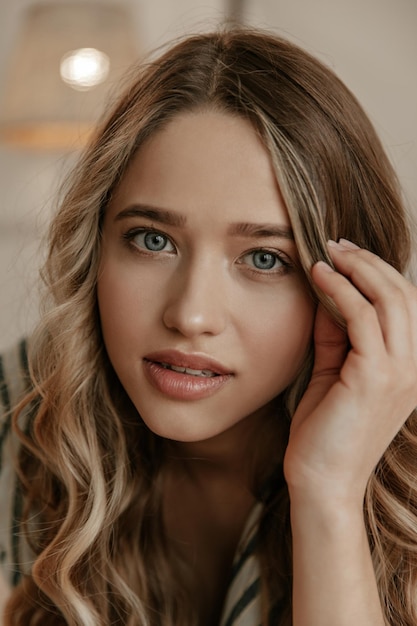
98;110;314;444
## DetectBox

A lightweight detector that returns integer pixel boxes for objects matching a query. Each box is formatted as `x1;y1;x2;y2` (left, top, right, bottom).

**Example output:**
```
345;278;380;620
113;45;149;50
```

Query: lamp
0;2;139;150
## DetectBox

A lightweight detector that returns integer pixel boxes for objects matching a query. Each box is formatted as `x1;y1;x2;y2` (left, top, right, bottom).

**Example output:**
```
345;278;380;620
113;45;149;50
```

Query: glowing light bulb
60;47;110;91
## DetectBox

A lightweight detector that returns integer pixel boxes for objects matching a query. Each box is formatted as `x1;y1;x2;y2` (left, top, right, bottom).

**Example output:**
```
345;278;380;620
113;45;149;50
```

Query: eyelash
122;227;176;254
239;248;292;276
122;227;292;276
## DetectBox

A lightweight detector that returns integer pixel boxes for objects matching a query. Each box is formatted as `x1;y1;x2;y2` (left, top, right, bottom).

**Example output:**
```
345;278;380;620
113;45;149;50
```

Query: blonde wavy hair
6;27;417;625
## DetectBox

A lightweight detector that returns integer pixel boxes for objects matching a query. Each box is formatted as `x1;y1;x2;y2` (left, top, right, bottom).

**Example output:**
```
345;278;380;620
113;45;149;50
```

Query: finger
311;260;385;358
327;241;417;357
311;304;348;377
328;240;411;301
290;305;348;432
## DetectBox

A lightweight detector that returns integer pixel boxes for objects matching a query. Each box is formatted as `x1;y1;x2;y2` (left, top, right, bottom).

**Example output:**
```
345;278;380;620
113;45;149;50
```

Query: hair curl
6;27;417;625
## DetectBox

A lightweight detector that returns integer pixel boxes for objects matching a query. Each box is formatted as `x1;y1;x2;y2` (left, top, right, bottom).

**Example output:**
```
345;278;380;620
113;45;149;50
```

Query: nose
162;258;228;338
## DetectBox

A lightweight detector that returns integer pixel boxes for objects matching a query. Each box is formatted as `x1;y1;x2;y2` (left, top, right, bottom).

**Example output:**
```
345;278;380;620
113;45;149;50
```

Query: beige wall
0;0;416;350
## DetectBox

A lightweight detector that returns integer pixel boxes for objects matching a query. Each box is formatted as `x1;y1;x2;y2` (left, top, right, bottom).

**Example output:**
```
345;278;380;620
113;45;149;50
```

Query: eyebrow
114;204;294;240
227;222;294;240
114;205;186;227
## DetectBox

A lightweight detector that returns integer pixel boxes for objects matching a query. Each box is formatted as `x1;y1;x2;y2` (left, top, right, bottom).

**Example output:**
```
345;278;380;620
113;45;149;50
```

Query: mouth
142;350;233;400
143;350;232;376
159;362;218;378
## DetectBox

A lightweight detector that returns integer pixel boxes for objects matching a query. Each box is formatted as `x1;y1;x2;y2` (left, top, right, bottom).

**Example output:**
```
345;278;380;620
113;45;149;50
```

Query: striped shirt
0;340;264;624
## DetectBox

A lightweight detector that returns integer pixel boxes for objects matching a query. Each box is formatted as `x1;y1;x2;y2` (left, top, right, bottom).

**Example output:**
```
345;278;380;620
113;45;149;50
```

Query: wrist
288;485;366;530
286;470;366;509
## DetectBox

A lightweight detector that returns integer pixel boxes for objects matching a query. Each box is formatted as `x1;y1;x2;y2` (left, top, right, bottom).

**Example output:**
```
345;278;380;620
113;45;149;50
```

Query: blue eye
128;229;175;253
143;232;169;251
238;249;290;276
251;251;279;270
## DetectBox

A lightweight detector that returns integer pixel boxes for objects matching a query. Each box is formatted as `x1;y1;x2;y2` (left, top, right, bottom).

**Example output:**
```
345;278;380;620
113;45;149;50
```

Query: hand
284;239;417;505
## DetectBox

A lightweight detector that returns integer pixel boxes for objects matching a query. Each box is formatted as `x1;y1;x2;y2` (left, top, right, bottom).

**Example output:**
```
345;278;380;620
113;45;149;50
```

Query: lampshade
0;2;139;150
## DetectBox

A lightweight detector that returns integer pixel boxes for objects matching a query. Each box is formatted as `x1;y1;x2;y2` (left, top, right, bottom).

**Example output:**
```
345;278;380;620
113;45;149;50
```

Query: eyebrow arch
114;204;186;227
228;222;294;240
114;204;294;240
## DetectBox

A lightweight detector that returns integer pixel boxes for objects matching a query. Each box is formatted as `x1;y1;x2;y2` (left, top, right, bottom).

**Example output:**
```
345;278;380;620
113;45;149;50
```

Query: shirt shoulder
0;338;31;428
0;339;32;587
219;465;286;626
219;502;263;626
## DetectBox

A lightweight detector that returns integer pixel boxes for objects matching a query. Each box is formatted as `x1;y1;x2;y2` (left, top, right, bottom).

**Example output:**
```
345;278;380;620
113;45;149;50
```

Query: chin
139;413;232;444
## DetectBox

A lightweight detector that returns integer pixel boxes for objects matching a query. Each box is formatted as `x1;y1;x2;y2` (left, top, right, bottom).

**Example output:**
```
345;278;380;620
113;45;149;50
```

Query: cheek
243;289;314;380
97;264;142;347
97;263;153;344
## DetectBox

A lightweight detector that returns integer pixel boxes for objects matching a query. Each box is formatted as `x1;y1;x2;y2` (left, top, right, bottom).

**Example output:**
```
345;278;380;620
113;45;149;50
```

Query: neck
165;398;287;494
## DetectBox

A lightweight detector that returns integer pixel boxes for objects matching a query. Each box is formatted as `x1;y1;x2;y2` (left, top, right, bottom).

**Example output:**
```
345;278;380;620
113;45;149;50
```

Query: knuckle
354;301;377;323
389;284;406;301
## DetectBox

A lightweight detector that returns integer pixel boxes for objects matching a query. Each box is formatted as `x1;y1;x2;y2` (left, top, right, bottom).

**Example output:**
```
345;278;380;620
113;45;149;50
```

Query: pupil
254;251;275;269
145;232;166;251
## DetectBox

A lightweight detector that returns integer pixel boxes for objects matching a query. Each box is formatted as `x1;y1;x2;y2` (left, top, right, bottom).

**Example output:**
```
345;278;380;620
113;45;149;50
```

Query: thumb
312;304;348;378
291;305;348;428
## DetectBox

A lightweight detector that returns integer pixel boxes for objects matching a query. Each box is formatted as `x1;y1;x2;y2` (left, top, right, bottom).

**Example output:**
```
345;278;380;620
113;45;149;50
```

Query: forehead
107;110;290;228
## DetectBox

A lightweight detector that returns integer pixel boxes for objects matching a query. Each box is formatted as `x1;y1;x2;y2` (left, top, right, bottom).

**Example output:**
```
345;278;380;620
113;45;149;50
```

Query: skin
98;110;314;452
98;109;315;623
287;242;417;625
98;109;417;624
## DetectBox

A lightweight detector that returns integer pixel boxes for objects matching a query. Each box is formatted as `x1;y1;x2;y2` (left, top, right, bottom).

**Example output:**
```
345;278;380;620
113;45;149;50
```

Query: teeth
160;362;216;378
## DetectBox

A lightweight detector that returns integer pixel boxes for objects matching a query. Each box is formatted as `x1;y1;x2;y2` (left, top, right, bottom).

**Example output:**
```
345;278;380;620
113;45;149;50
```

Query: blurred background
0;0;416;351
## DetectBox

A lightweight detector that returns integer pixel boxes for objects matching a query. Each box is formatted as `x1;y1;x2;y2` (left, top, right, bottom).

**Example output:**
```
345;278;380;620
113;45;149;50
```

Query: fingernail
315;260;334;273
338;238;360;250
327;239;341;249
327;238;360;251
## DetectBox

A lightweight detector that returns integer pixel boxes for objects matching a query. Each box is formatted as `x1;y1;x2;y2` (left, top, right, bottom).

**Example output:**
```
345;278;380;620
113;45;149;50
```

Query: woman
1;27;417;625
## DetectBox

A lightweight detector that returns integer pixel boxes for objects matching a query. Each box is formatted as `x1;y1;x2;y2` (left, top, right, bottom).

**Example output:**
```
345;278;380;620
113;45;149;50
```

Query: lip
144;349;232;375
143;349;233;401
